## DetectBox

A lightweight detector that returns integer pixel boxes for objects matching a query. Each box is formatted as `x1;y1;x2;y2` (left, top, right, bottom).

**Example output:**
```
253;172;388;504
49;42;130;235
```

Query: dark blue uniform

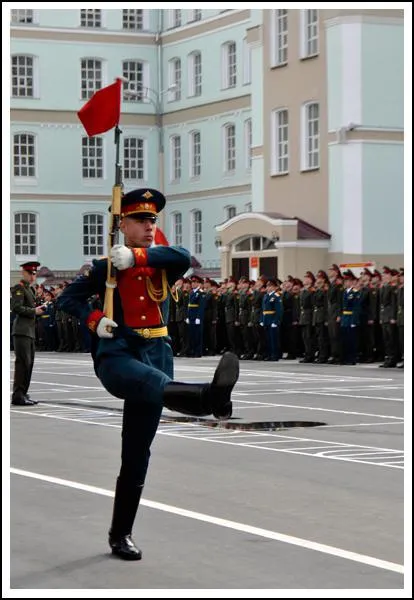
261;291;283;361
57;245;191;486
340;286;361;364
187;287;206;357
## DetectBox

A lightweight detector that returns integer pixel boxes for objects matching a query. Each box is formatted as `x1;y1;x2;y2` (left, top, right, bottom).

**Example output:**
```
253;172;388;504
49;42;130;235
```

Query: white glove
110;244;134;270
96;317;118;338
260;322;263;327
195;318;201;325
271;323;277;328
185;318;190;324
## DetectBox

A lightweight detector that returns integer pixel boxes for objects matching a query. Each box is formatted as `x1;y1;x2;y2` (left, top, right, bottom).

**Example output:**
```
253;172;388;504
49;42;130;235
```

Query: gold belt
263;310;276;315
342;311;353;315
133;326;168;339
188;304;199;307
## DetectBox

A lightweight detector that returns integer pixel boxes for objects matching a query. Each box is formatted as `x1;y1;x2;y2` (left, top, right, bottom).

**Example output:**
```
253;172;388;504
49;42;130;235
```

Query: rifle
103;125;123;323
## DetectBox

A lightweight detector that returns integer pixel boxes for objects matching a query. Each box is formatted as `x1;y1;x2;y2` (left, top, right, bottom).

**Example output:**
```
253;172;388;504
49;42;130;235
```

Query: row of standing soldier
12;264;404;368
167;265;404;368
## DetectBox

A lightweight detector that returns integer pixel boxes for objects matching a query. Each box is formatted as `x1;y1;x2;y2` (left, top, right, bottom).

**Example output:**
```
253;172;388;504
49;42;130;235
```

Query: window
11;10;34;24
122;10;144;30
80;9;101;28
122;60;147;101
82;136;104;179
193;210;202;254
244;119;252;170
302;102;320;170
234;236;269;252
223;124;236;172
222;42;237;89
13;133;36;178
245;202;252;213
188;9;202;22
226;206;236;220
83;214;104;257
242;38;251;84
271;9;288;66
168;58;181;101
169;9;182;28
271;109;289;174
124;138;145;181
11;55;35;98
170;135;181;181
189;131;201;178
172;213;182;246
80;58;103;100
188;51;202;97
301;9;319;58
14;213;38;256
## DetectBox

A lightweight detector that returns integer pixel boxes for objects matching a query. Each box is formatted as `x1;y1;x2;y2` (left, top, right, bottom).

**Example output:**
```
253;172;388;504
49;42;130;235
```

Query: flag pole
103;119;123;323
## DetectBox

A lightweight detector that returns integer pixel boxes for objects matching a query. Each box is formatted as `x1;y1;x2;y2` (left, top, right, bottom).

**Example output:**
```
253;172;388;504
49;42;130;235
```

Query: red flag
77;79;121;137
154;228;169;246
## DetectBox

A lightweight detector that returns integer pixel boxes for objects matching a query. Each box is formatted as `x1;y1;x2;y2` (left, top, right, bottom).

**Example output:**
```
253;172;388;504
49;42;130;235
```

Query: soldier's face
22;270;37;283
120;216;157;247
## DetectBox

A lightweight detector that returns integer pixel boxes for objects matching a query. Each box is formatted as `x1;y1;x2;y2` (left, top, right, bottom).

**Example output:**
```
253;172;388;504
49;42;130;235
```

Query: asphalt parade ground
7;353;410;596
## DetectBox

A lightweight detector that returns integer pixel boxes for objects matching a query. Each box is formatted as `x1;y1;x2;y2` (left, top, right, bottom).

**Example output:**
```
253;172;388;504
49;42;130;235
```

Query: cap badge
142;190;153;200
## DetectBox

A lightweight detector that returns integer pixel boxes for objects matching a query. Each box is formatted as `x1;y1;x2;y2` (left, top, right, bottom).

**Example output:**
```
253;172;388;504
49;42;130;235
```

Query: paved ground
7;352;408;594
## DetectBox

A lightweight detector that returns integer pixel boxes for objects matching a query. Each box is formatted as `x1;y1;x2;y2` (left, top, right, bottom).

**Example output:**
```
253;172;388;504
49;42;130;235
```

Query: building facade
10;8;404;284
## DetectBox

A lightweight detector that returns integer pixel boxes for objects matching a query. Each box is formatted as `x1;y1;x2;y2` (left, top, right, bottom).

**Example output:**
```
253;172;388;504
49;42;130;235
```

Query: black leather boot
163;352;239;420
108;478;143;561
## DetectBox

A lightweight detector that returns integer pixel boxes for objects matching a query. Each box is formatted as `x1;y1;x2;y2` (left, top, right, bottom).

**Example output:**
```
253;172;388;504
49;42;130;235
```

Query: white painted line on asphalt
234;399;403;420
10;467;404;575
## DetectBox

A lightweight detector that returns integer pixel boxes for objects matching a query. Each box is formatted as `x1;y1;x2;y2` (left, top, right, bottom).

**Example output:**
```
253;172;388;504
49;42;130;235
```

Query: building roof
258;212;331;240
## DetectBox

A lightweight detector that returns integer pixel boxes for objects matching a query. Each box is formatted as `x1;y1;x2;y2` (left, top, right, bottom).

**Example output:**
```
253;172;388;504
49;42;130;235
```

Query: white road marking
10;467;404;575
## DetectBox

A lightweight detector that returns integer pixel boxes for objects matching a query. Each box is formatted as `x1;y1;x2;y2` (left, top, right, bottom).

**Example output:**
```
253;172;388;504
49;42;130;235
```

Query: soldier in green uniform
396;268;404;368
299;271;315;363
11;261;47;406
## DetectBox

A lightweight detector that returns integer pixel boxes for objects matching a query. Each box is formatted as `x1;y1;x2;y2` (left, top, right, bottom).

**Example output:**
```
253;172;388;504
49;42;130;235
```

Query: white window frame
270;9;288;67
122;9;149;31
223;123;236;173
301;102;320;171
189;130;201;179
244;119;252;170
123;137;147;182
82;213;105;258
80;9;102;28
168;58;181;101
14;211;39;260
80;58;104;100
187;51;202;97
192;210;202;255
188;9;202;23
11;54;39;98
82;136;104;179
221;41;237;89
300;9;319;59
271;108;289;175
171;212;183;246
122;60;149;102
169;135;181;182
242;37;252;84
167;9;182;29
12;132;37;181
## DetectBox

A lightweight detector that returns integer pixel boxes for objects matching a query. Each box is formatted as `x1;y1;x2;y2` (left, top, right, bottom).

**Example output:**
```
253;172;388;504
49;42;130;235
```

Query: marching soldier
11;261;47;406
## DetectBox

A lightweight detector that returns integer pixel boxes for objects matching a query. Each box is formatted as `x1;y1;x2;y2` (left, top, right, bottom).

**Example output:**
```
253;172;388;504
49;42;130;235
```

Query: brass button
139;296;144;301
141;315;146;320
138;276;142;281
142;328;150;338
